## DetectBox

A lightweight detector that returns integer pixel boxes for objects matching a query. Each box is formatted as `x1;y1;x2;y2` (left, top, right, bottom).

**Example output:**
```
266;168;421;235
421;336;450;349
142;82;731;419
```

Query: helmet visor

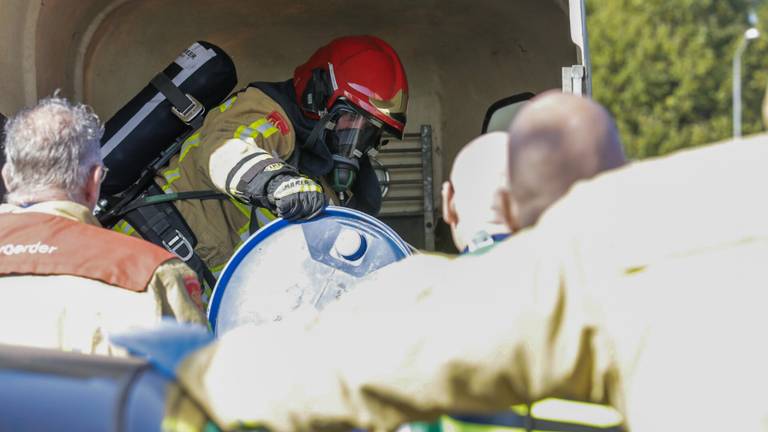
327;110;382;159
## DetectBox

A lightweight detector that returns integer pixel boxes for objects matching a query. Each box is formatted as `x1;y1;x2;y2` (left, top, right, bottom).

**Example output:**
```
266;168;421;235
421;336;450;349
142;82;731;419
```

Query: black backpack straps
150;72;205;127
121;190;229;214
122;183;217;289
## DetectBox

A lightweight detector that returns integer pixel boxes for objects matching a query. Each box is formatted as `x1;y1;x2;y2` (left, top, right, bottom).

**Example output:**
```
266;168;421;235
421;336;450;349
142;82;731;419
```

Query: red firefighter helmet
294;35;408;139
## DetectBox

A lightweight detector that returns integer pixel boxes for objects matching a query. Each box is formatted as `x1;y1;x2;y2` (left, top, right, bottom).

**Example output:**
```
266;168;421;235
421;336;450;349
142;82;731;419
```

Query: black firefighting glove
266;174;327;221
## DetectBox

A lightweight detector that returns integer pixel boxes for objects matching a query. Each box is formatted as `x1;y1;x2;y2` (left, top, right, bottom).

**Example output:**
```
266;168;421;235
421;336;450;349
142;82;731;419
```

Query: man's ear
493;187;520;233
1;164;10;192
84;165;103;210
441;181;458;225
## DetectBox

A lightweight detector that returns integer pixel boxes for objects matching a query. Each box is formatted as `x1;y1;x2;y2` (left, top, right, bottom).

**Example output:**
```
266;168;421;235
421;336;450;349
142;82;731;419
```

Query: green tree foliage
586;0;768;158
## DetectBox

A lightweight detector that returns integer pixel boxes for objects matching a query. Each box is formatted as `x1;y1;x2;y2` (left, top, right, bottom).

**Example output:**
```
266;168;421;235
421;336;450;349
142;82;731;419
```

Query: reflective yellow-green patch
179;133;201;162
112;220;136;236
234;118;279;140
218;96;238;112
161;167;182;191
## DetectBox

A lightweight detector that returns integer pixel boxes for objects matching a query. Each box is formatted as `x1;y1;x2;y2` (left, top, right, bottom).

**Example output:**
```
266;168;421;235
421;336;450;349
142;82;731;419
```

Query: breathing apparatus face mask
324;107;383;194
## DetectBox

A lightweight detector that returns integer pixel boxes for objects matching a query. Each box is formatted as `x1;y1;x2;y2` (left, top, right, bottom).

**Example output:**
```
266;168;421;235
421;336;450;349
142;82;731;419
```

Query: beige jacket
0;201;207;356
116;87;339;281
152;87;297;275
178;134;768;431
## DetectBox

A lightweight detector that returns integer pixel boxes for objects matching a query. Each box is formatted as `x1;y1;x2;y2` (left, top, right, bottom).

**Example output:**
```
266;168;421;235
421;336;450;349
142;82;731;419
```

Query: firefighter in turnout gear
115;35;409;294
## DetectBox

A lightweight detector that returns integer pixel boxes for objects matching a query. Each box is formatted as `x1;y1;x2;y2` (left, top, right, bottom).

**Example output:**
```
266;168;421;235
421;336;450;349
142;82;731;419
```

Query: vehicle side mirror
481;92;535;133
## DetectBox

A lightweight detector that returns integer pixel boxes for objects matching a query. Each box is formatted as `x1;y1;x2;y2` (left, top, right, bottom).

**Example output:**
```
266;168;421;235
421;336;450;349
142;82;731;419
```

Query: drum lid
208;206;412;335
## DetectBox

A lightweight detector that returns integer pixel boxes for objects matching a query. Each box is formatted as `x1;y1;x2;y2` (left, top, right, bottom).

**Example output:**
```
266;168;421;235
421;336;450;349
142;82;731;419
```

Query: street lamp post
733;22;760;139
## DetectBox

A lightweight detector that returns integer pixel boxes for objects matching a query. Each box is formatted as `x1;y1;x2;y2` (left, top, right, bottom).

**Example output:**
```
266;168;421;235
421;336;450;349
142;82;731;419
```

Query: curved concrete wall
0;0;575;193
0;0;39;115
0;0;122;114
34;0;120;101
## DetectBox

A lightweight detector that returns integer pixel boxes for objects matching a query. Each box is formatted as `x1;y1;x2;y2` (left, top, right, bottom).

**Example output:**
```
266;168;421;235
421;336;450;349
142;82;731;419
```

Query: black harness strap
123;183;217;289
121;190;229;214
150;72;204;127
150;72;195;116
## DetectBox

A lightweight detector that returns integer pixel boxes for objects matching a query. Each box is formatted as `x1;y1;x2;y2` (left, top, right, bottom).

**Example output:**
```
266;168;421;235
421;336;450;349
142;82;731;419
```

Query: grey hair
3;94;104;204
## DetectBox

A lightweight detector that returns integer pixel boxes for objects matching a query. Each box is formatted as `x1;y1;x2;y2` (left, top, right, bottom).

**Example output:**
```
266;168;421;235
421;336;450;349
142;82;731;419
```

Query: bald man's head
505;91;625;229
442;132;510;252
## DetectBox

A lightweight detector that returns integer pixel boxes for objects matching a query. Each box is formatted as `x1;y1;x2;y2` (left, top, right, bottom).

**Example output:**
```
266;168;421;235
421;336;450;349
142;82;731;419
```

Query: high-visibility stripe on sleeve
161;167;182;192
112;220;136;237
234;118;279;140
234;119;266;140
256;121;279;138
218;96;237;112
179;133;201;162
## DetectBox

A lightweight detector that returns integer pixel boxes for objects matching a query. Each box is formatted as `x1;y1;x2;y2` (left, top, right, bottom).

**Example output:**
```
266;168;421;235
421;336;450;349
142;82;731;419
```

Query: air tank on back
99;41;237;195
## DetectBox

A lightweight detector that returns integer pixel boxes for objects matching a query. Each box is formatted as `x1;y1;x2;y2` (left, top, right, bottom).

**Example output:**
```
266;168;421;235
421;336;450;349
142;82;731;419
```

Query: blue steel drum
207;206;412;336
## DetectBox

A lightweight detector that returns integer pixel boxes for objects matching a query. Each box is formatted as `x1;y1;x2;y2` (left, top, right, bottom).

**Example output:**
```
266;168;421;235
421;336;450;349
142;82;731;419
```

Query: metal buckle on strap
172;94;205;125
162;229;195;261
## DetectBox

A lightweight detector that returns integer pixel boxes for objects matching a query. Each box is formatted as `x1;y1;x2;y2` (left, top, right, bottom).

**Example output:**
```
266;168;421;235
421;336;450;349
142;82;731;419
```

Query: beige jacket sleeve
147;258;208;325
173;138;768;432
198;87;296;197
176;227;613;432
